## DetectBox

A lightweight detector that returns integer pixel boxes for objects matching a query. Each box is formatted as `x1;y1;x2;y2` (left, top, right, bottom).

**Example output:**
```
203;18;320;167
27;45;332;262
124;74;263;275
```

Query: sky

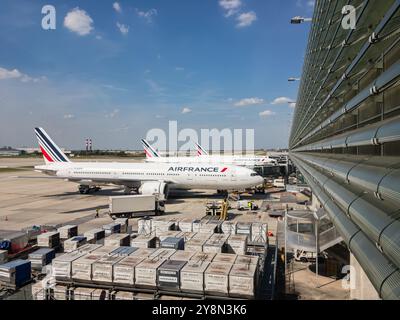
0;0;314;150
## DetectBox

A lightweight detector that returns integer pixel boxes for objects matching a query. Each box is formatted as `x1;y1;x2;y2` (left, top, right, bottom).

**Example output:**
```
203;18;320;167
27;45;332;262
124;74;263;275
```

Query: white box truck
109;195;165;219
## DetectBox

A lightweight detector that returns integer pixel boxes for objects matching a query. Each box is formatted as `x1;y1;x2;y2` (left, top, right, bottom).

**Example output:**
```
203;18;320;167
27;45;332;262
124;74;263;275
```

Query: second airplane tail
141;139;160;159
34;127;71;164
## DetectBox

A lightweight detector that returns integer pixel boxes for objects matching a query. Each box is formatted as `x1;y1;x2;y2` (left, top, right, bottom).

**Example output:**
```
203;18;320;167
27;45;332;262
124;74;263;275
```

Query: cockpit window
251;173;259;176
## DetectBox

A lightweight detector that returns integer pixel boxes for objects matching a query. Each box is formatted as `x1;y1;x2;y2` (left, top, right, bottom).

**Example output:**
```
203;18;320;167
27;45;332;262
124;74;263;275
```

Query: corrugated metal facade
289;0;400;299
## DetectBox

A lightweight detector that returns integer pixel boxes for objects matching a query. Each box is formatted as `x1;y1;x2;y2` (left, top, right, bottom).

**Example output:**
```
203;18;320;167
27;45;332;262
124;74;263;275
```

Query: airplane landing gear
79;185;101;194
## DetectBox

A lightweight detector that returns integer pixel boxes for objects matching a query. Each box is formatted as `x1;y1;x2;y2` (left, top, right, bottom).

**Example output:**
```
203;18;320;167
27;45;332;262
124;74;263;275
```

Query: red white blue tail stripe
35;127;70;163
194;142;208;156
141;139;160;158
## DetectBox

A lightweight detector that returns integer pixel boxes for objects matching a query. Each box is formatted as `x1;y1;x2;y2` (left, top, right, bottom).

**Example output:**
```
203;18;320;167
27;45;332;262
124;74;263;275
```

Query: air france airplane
34;128;264;197
142;139;278;167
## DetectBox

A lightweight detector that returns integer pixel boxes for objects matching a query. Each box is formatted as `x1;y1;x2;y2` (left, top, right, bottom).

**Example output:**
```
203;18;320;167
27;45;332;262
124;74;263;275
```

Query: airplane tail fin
141;139;160;158
34;127;71;164
194;141;208;156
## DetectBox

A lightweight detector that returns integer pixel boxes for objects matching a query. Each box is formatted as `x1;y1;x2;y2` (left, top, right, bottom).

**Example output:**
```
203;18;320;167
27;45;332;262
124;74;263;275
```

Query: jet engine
139;181;169;200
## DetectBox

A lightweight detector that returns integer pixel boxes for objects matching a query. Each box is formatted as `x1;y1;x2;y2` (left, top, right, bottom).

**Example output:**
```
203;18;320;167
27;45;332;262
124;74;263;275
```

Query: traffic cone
5;216;8;221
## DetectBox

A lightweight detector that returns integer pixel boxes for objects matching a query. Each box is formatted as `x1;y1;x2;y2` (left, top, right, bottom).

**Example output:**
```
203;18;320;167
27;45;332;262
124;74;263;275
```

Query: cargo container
92;289;109;300
51;251;85;279
203;237;226;254
102;223;121;236
192;220;202;233
31;281;46;300
157;231;183;242
104;233;130;247
1;232;28;253
114;218;129;233
113;256;145;285
135;258;166;287
113;291;135;300
129;247;157;258
221;221;237;235
109;194;164;219
72;287;95;300
199;224;217;234
22;226;42;242
229;264;258;298
0;250;8;264
179;232;196;242
84;228;105;243
91;245;119;255
0;259;31;288
227;234;248;255
206;220;222;233
72;253;104;281
236;223;252;239
170;250;196;262
77;244;103;254
157;260;187;290
57;225;78;240
180;260;210;293
138;217;152;235
28;248;55;270
160;237;184;250
235;255;259;266
178;218;195;232
130;235;157;248
212;253;237;265
92;255;124;283
37;231;60;249
110;246;137;257
250;222;268;243
63;236;87;253
192;232;211;240
53;285;69;300
190;252;216;263
151;218;176;234
149;248;176;260
185;238;207;252
204;263;233;295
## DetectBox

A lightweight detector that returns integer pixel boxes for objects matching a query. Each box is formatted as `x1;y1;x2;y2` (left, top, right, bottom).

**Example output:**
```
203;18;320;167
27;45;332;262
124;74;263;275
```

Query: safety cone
5;216;8;221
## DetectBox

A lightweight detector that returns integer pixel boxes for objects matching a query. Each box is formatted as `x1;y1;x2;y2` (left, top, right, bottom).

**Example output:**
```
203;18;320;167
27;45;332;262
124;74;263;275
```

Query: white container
229;264;258;298
104;233;130;247
52;251;85;279
109;195;156;214
149;248;176;260
113;291;135;300
135;258;166;287
37;231;60;248
236;222;252;239
0;250;8;264
72;253;104;281
157;231;182;242
84;229;105;242
92;255;124;283
203;235;226;254
221;221;237;235
185;238;207;252
199;224;217;234
63;237;87;253
138;218;152;235
235;255;259;266
53;285;69;300
227;235;248;255
180;260;210;293
31;281;46;300
170;250;196;261
73;287;94;300
204;263;233;295
178;218;195;232
78;244;103;254
114;218;129;233
251;223;268;243
192;233;211;240
130;235;157;248
57;225;78;240
179;232;196;242
213;253;237;265
151;218;176;234
113;256;145;285
92;289;109;300
190;252;216;263
129;247;157;258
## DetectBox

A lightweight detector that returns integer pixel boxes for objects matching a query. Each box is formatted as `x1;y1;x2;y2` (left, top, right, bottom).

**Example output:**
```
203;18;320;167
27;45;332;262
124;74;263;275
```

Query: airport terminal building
289;0;400;299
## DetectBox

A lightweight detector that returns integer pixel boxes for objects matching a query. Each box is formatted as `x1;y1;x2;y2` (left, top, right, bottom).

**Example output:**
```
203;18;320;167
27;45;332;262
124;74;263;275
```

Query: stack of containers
84;229;105;244
157;231;182;241
31;281;46;300
138;217;152;235
135;257;167;288
226;234;248;255
130;235;157;248
192;220;202;233
72;287;95;300
157;260;187;290
129;248;157;258
229;258;259;298
37;231;60;249
199;223;217;235
72;253;104;281
160;237;184;250
102;223;121;236
63;236;87;253
110;246;137;257
57;225;78;240
0;259;31;288
206;220;222;233
190;252;216;263
149;248;176;260
203;234;228;254
180;259;210;293
204;262;233;296
179;232;196;243
221;221;237;235
213;253;237;265
92;254;125;283
185;238;207;252
51;251;85;279
28;248;55;271
170;250;196;262
104;234;130;247
113;255;145;285
77;244;103;254
177;218;195;232
52;285;69;300
250;222;268;244
151;218;176;234
114;218;129;233
112;291;135;300
2;232;28;254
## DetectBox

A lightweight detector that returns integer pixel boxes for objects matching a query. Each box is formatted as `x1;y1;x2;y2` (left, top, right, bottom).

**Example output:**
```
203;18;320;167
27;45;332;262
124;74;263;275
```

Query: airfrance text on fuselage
168;167;226;173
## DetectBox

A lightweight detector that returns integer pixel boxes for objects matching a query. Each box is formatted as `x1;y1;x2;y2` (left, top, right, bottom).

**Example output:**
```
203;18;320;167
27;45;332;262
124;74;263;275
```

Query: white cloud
105;109;120;118
236;11;257;28
219;0;242;17
181;107;192;114
146;79;165;93
64;8;94;36
289;102;296;108
175;67;185;71
95;35;102;40
64;114;75;119
234;97;265;107
116;22;129;35
0;67;44;83
113;2;122;13
271;97;294;105
259;110;276;117
136;8;158;23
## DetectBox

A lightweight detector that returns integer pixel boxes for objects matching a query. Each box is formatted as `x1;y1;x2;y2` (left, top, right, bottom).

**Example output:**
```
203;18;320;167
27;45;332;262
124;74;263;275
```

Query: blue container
110;246;137;256
160;237;185;250
0;259;31;288
29;248;56;265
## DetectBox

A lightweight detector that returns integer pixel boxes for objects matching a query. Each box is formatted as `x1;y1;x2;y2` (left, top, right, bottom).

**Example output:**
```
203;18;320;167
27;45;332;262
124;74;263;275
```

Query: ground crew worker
95;208;100;218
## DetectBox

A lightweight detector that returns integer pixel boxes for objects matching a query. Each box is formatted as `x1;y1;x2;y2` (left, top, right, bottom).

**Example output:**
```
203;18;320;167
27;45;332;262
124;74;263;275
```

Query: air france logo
168;167;228;173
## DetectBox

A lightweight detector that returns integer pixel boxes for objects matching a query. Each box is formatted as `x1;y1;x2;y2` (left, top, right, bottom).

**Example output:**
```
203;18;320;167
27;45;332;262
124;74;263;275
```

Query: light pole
290;16;312;24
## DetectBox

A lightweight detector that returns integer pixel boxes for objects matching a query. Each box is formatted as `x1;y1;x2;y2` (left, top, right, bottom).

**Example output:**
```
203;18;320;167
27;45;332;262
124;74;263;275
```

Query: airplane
142;139;278;167
34;128;264;198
